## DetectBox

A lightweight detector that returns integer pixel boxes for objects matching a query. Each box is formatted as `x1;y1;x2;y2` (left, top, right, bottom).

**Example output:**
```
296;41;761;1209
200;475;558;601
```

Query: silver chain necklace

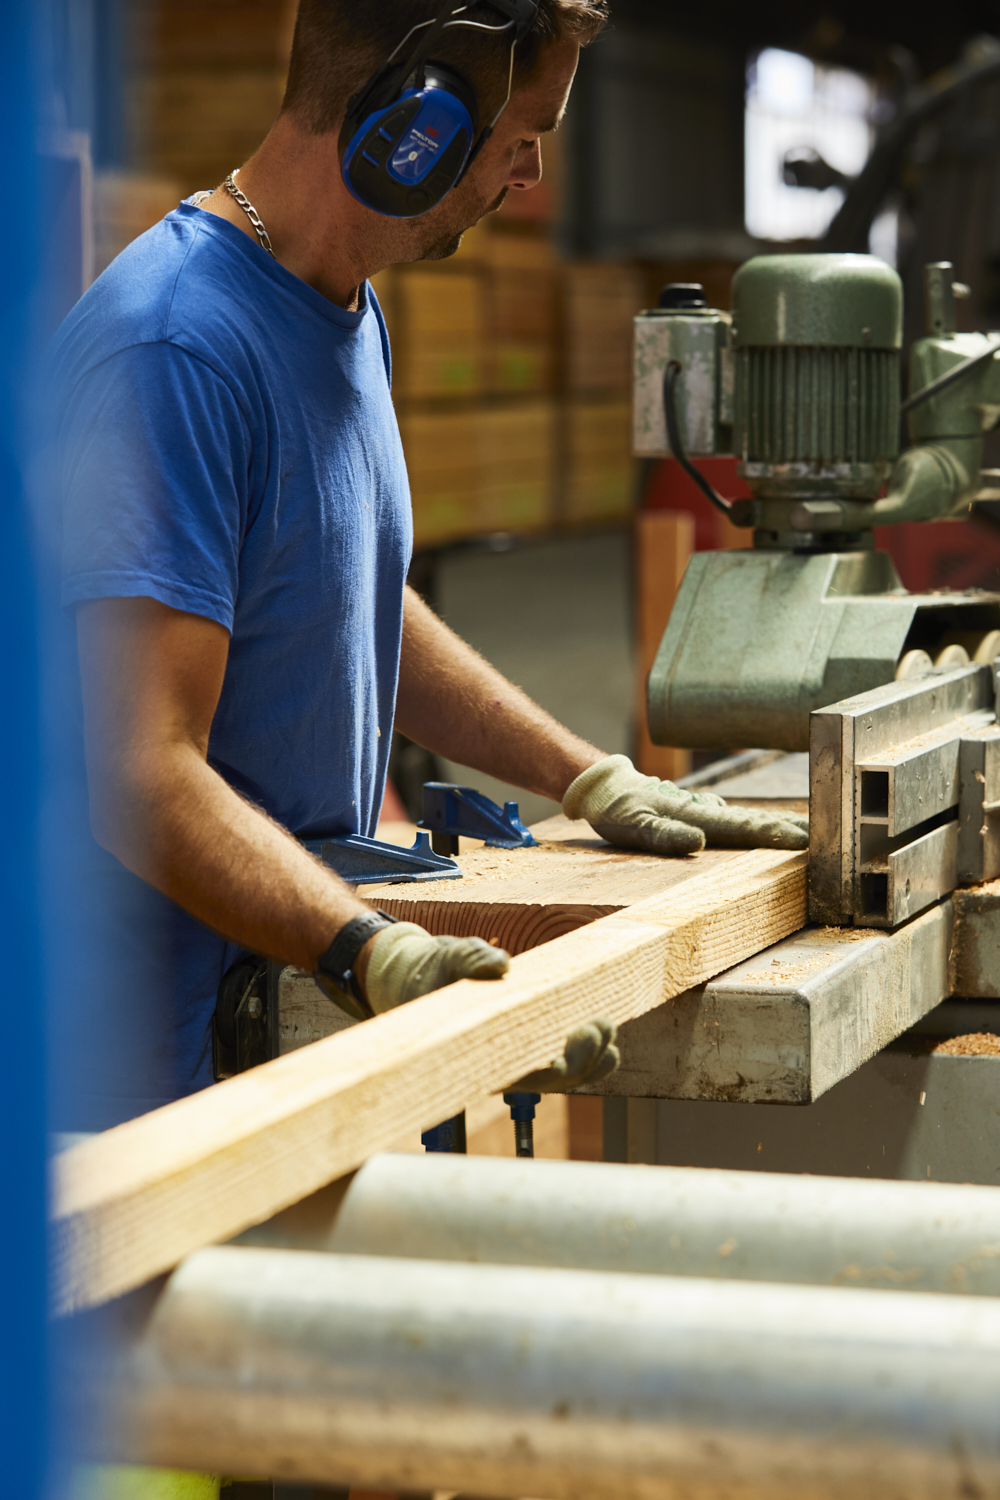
223;170;276;259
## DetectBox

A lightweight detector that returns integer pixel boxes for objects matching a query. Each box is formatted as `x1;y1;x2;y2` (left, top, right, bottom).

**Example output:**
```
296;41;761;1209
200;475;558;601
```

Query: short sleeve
58;341;254;631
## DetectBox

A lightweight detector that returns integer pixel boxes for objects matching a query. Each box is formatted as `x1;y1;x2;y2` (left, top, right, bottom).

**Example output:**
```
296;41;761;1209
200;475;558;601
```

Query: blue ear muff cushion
342;66;479;218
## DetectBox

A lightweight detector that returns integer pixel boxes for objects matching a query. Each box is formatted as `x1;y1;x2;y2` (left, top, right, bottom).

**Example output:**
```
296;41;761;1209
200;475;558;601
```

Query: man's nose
508;141;542;192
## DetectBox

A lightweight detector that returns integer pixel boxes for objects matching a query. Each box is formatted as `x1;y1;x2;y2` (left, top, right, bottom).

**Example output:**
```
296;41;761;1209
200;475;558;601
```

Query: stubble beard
418;185;509;261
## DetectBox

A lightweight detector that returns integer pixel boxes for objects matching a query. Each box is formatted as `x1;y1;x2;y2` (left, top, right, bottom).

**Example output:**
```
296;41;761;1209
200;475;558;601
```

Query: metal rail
73;1244;1000;1497
316;1152;1000;1295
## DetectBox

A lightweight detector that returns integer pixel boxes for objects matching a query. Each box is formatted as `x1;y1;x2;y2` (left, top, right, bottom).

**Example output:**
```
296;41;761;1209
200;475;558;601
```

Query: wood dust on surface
732;927;882;988
932;1032;1000;1056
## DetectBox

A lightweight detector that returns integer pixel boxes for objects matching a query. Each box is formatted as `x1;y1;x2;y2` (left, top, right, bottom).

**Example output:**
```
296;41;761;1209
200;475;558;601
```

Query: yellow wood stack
486;232;558;395
559;261;645;526
397;398;557;546
126;0;293;193
378;229;643;546
374;266;488;402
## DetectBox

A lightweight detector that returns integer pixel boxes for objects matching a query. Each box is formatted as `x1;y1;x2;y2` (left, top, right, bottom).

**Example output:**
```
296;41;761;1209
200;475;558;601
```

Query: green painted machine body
732;253;903;350
647;551;1000;751
732;254;904;515
644;255;1000;750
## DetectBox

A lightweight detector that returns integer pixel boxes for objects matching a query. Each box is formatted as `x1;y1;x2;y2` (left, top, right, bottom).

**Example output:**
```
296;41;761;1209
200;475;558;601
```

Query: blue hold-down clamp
420;782;538;856
306;830;462;886
306;782;535;884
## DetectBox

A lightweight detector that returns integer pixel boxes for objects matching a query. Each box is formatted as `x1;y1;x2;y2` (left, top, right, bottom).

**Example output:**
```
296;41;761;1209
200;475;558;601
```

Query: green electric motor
732;254;904;512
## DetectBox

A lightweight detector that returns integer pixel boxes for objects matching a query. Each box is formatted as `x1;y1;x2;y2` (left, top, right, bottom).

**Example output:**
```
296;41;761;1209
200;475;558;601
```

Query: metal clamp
420;782;537;856
306;830;462;885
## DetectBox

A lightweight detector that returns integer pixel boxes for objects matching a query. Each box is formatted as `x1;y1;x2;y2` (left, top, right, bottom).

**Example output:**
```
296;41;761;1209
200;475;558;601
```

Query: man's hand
563;754;809;856
364;923;511;1010
514;1018;619;1093
361;923;620;1093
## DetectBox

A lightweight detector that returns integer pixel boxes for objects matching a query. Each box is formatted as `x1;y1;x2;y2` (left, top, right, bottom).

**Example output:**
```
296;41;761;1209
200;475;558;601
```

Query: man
54;0;806;1129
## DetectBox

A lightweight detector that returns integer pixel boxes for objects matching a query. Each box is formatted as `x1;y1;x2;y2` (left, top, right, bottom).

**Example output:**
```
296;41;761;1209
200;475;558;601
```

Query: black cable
662;362;732;516
900;339;1000;414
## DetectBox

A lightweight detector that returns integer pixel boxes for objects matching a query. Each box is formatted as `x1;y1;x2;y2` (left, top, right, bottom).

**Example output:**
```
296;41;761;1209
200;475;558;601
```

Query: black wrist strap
314;910;399;1020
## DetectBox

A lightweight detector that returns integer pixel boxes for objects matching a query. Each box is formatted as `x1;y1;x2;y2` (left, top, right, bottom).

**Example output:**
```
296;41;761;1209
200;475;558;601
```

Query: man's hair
282;1;608;136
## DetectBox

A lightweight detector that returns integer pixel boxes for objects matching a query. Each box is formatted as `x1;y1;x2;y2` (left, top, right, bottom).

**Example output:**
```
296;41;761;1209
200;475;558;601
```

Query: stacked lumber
372;267;488;401
557;262;645;526
562;397;635;524
485;232;558;395
126;0;292;193
397;399;557;545
478;400;557;533
395;408;480;546
563;261;646;396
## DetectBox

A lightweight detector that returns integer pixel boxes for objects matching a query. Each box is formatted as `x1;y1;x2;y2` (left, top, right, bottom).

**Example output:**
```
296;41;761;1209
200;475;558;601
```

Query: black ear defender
340;1;540;219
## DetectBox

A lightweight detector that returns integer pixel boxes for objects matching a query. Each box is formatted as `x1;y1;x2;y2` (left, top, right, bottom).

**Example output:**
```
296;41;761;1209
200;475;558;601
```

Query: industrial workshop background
48;0;1000;806
10;0;1000;1492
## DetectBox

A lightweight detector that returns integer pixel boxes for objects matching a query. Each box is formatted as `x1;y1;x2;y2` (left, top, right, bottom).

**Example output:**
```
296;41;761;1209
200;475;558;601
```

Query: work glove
514;1017;619;1093
563;754;809;857
365;923;511;1011
364;923;619;1093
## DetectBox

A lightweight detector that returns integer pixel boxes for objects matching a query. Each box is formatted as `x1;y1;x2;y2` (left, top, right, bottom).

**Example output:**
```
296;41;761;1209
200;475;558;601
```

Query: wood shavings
737;953;833;985
816;926;881;941
932;1032;1000;1056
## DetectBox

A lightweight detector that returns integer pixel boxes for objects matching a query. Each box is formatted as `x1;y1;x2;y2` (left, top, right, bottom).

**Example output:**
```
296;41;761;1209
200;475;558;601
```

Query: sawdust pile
932;1033;1000;1056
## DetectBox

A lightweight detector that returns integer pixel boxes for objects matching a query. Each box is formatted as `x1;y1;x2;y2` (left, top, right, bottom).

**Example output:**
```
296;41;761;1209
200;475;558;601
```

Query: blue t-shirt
52;202;412;1126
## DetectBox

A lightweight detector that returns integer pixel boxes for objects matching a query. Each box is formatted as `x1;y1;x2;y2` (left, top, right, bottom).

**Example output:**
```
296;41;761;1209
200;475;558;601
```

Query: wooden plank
372;814;747;951
281;817;748;1053
52;848;806;1314
633;510;695;783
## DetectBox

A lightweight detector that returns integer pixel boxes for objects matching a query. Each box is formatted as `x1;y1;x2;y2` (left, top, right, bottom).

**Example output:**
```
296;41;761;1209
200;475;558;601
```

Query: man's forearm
394;587;605;802
94;745;371;972
78;596;375;980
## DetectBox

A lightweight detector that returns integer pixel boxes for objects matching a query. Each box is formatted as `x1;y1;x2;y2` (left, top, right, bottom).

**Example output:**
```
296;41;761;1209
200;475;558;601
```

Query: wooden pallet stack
125;0;293;193
375;210;644;546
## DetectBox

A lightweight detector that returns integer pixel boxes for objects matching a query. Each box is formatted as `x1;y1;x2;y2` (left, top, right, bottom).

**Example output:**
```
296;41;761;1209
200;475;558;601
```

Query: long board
370;814;749;952
52;847;806;1314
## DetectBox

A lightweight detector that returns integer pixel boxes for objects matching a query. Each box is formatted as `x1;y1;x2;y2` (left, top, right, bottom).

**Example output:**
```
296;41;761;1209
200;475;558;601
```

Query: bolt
247;995;262;1020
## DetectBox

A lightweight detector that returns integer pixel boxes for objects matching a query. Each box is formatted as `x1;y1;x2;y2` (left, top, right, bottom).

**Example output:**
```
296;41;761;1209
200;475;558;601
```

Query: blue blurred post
0;2;48;1497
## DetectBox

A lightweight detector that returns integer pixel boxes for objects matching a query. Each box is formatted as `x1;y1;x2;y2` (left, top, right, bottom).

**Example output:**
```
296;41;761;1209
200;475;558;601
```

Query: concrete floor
434;528;635;827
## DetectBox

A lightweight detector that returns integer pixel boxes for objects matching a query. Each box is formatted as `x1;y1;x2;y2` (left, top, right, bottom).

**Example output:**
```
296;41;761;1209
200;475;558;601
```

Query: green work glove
515;1017;620;1093
364;925;620;1092
365;922;511;1011
563;754;809;856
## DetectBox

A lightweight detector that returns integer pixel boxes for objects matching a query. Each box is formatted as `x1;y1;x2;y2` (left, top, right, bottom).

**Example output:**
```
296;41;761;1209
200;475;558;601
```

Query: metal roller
73;1245;1000;1498
258;1152;1000;1298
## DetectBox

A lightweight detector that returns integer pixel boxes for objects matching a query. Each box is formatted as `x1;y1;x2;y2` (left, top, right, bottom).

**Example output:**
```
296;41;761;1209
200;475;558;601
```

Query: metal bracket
305;830;462;886
213;955;282;1081
958;723;1000;885
419;782;537;856
810;663;999;928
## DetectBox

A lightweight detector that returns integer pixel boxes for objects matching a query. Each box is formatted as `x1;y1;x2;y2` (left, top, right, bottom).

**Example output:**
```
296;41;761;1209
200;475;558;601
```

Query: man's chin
421;232;465;262
419;187;510;261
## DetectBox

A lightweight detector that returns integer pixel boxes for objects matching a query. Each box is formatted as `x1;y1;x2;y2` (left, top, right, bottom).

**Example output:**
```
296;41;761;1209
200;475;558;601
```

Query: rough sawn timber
369;813;750;953
52;847;806;1316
